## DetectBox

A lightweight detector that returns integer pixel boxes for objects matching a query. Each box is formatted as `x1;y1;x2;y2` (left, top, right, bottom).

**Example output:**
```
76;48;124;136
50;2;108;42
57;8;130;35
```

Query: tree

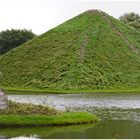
0;29;36;55
119;12;140;31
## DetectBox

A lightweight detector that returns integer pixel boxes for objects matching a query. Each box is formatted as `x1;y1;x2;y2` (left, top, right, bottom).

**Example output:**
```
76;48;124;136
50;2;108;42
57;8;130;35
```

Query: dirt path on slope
79;34;88;62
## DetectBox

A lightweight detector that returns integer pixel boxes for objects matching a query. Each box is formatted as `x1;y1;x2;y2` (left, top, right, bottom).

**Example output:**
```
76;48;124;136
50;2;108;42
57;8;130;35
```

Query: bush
0;29;36;55
119;12;140;31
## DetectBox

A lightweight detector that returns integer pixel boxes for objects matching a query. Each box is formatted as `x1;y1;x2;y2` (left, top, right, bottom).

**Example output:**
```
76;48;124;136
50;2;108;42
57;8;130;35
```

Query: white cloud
0;0;139;35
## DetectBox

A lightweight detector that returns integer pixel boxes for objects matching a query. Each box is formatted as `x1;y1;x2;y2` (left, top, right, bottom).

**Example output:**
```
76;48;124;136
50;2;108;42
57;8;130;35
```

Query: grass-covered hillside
1;9;140;90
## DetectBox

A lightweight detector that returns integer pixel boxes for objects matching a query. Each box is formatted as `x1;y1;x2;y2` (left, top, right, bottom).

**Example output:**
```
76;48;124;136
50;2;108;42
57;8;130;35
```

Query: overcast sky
0;0;140;35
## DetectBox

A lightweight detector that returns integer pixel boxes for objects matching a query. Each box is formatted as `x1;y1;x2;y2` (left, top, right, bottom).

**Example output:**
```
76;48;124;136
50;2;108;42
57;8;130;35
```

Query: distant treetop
0;29;36;55
119;12;140;31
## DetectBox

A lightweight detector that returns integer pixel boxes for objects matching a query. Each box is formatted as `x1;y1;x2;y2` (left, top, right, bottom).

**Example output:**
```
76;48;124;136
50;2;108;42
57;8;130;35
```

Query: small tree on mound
119;12;140;31
0;29;36;55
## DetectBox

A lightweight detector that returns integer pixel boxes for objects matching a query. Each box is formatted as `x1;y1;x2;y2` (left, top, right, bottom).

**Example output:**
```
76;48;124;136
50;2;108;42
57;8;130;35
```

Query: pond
1;92;140;139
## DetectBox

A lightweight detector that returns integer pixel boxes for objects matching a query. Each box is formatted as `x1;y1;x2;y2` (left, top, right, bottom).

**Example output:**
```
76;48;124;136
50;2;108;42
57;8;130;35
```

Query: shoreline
2;87;140;94
0;113;99;127
0;101;99;127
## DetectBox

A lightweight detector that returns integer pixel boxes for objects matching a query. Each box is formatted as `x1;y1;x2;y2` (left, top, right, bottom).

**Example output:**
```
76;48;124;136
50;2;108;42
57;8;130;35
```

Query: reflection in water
0;124;95;139
1;92;140;139
0;121;140;139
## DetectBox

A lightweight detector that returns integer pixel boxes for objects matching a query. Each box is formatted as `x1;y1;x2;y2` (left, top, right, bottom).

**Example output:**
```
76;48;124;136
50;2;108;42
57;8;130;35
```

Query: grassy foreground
0;101;99;127
0;112;98;127
3;87;140;94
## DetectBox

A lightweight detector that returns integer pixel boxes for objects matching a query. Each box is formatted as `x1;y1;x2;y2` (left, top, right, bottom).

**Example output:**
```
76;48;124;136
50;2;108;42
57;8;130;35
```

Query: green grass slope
1;9;140;90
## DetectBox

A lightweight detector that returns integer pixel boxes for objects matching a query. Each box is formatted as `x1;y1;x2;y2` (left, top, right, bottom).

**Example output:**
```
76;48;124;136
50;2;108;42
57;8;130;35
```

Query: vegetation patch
0;101;99;127
0;113;98;127
0;101;59;115
3;87;140;95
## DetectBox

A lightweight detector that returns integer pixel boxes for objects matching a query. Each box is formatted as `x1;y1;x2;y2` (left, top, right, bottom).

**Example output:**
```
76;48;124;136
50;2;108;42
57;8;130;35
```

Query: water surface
1;92;140;139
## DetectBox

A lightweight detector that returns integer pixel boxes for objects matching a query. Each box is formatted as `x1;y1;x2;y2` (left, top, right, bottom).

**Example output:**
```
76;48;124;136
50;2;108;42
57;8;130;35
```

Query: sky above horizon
0;0;140;35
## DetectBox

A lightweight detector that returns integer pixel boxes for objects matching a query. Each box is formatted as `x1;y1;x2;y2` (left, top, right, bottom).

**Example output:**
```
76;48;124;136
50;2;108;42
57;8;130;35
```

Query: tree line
119;12;140;31
0;29;35;55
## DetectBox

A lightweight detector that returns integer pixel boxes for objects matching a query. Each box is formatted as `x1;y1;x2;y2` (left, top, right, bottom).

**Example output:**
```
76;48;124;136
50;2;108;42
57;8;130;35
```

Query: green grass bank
3;87;140;95
0;101;99;127
0;113;98;127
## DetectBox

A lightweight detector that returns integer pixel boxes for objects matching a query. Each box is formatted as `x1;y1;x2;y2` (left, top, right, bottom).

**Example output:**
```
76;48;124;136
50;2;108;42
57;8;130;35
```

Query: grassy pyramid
1;10;140;90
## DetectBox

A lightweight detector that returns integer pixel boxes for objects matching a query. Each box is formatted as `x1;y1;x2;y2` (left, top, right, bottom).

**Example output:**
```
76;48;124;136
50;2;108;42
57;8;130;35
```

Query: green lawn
0;112;99;127
0;101;99;127
3;87;140;95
